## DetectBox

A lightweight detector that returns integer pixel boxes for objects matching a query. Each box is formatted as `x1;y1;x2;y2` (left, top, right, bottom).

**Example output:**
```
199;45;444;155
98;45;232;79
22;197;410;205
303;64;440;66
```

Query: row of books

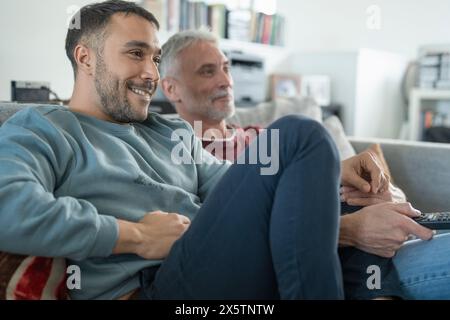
418;53;450;89
228;10;285;46
421;110;450;130
140;0;285;46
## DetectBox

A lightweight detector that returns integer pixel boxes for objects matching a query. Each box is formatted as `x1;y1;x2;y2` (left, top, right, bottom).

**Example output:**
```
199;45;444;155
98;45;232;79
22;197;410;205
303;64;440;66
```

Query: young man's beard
94;55;148;123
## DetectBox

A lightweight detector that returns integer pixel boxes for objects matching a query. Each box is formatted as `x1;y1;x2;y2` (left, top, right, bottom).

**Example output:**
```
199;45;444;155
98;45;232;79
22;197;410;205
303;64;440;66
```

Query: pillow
322;115;356;160
229;96;322;128
0;252;67;300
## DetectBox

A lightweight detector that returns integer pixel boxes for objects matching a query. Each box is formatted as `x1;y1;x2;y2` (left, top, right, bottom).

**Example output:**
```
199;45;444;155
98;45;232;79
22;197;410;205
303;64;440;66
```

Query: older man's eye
153;56;161;65
201;68;214;76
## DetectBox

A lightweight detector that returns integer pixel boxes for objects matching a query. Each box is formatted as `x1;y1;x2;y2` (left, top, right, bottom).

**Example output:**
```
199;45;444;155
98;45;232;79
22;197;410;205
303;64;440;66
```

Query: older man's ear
161;78;181;103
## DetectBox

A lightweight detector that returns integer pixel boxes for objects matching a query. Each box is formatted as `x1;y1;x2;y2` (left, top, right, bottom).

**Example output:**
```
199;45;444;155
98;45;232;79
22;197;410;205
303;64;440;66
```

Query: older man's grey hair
160;29;219;78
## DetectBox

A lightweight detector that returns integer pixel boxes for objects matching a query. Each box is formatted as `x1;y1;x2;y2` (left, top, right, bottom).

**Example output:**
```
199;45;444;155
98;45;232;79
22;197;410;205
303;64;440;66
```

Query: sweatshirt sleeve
191;134;231;202
0;108;118;261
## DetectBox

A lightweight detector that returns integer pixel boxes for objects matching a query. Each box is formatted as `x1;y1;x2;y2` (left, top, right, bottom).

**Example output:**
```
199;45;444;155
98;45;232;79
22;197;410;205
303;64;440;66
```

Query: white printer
224;50;266;107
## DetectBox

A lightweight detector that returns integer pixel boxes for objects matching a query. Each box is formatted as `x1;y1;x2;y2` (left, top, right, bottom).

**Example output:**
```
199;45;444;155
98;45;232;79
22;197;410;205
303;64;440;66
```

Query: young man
159;29;450;299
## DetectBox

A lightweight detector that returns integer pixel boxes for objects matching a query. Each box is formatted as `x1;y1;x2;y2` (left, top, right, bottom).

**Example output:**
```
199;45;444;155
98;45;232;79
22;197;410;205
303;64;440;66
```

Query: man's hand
113;211;190;260
341;151;389;194
340;202;434;258
340;183;407;206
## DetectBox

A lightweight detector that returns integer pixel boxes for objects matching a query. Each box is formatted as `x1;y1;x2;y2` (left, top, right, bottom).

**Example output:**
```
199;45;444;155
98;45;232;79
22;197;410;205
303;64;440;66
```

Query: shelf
410;88;450;100
408;88;450;140
158;30;287;53
157;30;291;72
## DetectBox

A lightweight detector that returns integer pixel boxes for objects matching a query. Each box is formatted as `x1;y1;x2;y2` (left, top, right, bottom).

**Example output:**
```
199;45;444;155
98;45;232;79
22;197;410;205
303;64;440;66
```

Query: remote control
413;212;450;229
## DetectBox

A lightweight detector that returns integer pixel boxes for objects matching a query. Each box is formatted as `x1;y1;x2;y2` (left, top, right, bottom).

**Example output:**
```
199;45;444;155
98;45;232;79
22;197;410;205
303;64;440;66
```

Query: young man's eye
130;50;143;58
153;56;161;65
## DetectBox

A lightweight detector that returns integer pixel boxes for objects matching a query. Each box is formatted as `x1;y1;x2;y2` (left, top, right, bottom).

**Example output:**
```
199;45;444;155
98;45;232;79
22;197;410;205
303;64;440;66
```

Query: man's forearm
112;220;143;255
339;214;358;247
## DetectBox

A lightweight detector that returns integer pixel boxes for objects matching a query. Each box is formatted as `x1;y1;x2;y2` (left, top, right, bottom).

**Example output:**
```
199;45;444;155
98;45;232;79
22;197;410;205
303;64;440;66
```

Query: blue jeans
394;233;450;299
339;204;450;300
140;115;344;299
338;204;406;299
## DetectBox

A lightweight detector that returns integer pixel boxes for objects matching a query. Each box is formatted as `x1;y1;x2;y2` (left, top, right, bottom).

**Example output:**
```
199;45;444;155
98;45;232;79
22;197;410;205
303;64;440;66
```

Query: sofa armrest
348;137;450;212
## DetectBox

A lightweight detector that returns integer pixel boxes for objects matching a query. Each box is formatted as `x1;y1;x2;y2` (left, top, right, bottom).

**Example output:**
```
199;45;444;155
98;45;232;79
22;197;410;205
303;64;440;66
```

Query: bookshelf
408;88;450;140
157;29;289;71
140;0;285;47
142;0;291;109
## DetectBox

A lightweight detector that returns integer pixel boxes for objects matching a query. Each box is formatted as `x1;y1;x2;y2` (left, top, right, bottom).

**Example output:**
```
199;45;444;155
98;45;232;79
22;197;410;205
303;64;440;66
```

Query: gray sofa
1;101;450;212
230;98;450;213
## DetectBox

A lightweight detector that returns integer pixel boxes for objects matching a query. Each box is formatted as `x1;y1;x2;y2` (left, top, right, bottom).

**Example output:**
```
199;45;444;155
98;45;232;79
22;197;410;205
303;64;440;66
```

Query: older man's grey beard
202;91;235;121
94;56;148;123
204;105;235;121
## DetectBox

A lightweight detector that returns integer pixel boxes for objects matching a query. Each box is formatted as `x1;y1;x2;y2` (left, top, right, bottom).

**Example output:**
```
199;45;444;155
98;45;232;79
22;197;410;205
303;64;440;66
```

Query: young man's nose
141;60;160;82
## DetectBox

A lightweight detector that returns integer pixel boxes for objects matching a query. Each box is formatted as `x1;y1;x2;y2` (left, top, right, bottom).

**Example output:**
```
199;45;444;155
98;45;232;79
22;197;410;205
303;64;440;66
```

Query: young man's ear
73;44;95;76
161;78;181;103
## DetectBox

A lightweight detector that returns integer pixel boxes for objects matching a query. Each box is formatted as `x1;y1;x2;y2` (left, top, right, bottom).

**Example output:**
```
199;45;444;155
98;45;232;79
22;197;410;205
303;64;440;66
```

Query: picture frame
300;75;331;107
270;74;301;100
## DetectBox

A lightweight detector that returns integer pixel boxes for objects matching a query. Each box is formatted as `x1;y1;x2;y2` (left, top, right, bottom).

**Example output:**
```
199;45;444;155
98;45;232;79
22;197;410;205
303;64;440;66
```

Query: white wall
289;49;409;138
275;0;450;138
0;0;95;101
354;49;408;138
288;51;359;133
277;0;450;59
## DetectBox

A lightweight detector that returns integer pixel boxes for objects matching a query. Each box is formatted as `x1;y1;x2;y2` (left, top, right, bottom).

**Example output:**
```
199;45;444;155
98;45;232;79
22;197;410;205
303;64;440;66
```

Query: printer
224;50;266;107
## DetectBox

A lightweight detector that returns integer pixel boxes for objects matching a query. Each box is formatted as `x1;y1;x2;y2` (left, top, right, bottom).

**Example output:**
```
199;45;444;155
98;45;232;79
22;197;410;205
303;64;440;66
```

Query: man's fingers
342;190;373;199
345;174;371;193
363;152;390;194
174;213;191;224
378;174;390;194
367;162;382;194
340;186;358;193
347;197;384;206
387;202;421;218
405;219;434;241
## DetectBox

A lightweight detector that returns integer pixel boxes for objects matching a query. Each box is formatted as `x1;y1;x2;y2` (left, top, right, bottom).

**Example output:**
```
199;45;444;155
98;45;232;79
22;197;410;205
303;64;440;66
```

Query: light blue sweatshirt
0;105;230;299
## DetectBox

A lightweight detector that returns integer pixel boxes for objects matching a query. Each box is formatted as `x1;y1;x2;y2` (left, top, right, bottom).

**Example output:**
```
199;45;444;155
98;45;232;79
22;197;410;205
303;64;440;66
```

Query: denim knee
268;115;340;164
268;114;323;135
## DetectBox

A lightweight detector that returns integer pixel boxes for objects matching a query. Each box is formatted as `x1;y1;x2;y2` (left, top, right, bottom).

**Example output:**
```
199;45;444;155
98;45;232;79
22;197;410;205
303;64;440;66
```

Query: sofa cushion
231;98;356;162
229;96;322;128
323;115;356;160
0;103;68;300
0;253;67;300
0;103;27;126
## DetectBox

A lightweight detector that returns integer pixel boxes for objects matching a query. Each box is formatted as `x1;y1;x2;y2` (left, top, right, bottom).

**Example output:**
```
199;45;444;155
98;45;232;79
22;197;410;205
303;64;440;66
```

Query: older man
160;29;450;299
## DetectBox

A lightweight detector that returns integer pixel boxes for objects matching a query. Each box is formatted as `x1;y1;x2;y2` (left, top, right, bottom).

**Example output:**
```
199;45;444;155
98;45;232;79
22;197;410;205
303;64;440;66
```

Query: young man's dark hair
65;0;159;78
